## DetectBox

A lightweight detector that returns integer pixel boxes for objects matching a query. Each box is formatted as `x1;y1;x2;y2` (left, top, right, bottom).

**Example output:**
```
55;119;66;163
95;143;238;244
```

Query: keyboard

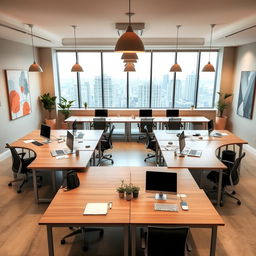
32;141;43;146
154;203;178;212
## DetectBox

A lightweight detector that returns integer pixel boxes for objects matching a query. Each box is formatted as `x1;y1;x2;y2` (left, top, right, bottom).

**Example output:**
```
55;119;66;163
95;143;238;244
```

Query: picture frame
5;70;32;120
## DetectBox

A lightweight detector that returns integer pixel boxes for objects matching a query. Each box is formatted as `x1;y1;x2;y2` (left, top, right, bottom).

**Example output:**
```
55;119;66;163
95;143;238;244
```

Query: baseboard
0;150;11;161
244;144;256;154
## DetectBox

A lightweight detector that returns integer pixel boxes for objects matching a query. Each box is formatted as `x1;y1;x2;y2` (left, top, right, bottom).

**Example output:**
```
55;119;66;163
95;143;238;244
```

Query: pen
109;202;112;209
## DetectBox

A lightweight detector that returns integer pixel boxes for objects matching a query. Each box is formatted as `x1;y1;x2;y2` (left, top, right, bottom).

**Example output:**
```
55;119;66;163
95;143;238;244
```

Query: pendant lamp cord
73;25;78;64
129;0;131;24
30;25;36;63
175;25;181;64
208;24;215;62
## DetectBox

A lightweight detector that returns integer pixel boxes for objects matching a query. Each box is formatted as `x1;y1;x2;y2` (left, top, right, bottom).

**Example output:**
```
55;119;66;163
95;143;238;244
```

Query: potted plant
125;183;133;201
84;102;88;109
116;180;125;198
190;105;195;110
39;93;57;129
216;92;232;130
132;185;140;198
58;97;75;129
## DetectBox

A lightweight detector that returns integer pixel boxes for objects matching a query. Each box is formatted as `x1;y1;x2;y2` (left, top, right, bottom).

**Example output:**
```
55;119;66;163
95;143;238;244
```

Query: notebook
83;203;108;215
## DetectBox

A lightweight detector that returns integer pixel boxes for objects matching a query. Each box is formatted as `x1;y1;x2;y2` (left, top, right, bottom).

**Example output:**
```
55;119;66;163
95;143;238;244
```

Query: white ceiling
0;0;256;48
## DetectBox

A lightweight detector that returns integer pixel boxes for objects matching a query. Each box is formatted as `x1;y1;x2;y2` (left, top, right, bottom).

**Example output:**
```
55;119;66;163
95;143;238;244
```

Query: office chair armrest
222;159;234;165
18;152;26;159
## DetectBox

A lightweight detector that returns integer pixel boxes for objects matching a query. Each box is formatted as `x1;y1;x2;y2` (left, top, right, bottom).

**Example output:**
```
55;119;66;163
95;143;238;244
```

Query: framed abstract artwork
237;71;256;119
5;70;32;120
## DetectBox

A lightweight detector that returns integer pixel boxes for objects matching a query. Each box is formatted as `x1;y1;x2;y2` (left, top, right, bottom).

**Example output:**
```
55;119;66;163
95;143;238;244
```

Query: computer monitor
139;109;152;117
66;131;74;153
166;109;179;117
146;171;177;200
40;124;51;143
208;120;214;135
95;109;108;117
178;131;186;154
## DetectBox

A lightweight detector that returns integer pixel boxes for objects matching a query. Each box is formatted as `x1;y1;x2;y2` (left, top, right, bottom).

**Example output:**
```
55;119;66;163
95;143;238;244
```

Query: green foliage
124;183;133;194
58;97;75;120
216;92;232;117
116;180;125;193
84;102;88;109
132;185;140;192
40;93;57;119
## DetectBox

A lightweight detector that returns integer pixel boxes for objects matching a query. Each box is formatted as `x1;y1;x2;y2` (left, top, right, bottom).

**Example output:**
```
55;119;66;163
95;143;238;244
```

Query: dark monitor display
40;124;51;140
146;171;177;200
66;131;74;152
179;131;186;153
95;109;108;117
166;109;179;117
139;109;152;117
208;120;214;135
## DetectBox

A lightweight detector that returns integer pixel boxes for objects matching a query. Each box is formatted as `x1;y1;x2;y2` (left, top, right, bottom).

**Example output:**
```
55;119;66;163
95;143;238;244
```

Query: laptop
51;131;74;157
208;120;222;137
178;131;202;157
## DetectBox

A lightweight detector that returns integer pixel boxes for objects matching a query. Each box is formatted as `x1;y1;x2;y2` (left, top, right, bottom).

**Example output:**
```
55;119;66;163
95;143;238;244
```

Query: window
151;52;175;108
57;52;79;107
56;50;218;109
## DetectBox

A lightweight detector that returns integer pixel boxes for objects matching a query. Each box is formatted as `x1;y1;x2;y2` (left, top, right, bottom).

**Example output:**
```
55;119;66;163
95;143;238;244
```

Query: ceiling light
170;25;182;72
124;63;136;72
121;52;138;60
71;25;83;72
115;0;145;52
27;24;43;72
202;24;216;72
123;59;137;63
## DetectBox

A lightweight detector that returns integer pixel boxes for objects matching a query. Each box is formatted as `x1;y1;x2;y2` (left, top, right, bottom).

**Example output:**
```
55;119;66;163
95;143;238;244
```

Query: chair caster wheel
17;190;21;193
237;201;241;205
83;245;88;251
100;230;104;237
232;191;236;195
61;239;66;245
8;183;12;186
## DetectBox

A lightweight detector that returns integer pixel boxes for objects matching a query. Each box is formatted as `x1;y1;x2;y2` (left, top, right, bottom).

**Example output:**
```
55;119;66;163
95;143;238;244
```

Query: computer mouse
198;136;203;140
168;142;173;145
193;133;201;136
85;145;90;148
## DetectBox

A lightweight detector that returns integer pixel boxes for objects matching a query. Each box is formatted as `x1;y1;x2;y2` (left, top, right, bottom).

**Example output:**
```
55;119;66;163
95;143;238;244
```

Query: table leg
124;224;129;256
92;151;96;166
131;225;136;256
210;226;217;256
32;169;39;203
217;170;223;207
51;171;56;193
47;225;54;256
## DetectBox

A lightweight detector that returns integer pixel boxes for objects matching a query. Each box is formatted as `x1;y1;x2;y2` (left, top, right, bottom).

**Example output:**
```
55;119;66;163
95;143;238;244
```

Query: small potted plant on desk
116;180;126;198
58;97;75;129
132;185;140;198
125;183;133;201
216;92;232;129
40;93;57;129
84;102;88;109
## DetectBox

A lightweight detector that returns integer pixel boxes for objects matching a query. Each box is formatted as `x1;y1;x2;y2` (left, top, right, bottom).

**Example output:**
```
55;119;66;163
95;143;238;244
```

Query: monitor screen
139;109;152;117
95;109;108;117
179;131;185;153
166;109;179;117
146;171;177;194
40;124;51;139
208;120;214;134
66;131;74;152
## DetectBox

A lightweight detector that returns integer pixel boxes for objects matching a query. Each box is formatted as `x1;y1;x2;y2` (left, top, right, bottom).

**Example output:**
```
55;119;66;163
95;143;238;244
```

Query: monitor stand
155;192;167;200
43;139;51;144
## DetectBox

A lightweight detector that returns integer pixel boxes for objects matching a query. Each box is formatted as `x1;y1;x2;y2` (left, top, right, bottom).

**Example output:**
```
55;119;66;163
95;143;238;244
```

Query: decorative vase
215;116;228;130
126;193;132;201
119;192;125;199
45;119;56;129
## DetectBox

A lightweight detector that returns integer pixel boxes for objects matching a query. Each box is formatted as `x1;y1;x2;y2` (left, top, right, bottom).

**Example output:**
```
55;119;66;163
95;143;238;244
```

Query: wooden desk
11;129;103;203
39;167;131;256
130;167;224;256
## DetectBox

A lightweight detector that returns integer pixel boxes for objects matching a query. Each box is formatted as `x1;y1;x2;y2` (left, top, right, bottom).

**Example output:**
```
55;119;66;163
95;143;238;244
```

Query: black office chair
164;117;183;130
99;125;115;165
5;143;39;193
137;118;156;142
207;151;246;206
144;128;157;162
141;226;189;256
91;117;109;133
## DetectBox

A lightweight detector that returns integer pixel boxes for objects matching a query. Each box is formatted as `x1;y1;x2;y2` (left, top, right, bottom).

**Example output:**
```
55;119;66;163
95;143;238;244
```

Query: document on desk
83;203;108;215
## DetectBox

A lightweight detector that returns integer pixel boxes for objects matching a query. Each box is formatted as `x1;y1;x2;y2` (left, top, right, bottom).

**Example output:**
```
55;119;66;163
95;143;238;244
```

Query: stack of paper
83;203;108;215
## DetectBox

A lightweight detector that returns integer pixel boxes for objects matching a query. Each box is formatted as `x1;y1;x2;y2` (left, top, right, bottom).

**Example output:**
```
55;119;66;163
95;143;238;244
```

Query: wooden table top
130;167;224;226
10;129;103;169
66;116;209;123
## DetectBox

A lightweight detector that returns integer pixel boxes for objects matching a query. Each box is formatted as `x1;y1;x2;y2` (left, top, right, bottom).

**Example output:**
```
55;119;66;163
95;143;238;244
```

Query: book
83;203;108;215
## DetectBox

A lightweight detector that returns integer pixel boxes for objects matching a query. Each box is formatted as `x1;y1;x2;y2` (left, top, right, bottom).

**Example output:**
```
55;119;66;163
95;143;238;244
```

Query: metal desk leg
51;171;56;193
47;225;54;256
131;225;136;256
92;151;96;166
210;226;217;256
32;169;39;203
217;170;223;207
124;224;129;256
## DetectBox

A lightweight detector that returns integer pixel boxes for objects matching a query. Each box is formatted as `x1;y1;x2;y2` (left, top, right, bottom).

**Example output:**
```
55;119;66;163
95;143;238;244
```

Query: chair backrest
102;125;115;151
5;143;22;174
92;117;108;132
165;118;182;130
229;152;246;185
146;226;189;256
145;128;155;151
139;118;154;133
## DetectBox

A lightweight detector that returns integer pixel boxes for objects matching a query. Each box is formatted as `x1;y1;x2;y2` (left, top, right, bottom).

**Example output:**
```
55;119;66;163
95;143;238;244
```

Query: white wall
0;38;42;154
230;43;256;148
